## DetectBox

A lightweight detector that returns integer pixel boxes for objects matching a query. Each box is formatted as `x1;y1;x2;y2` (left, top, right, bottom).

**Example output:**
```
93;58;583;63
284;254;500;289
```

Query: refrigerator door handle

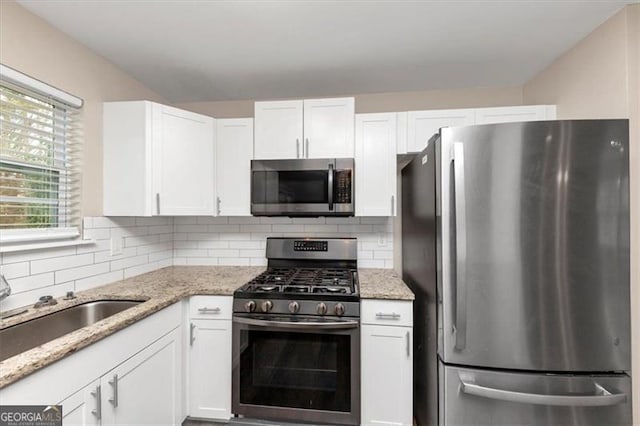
452;142;467;351
460;379;628;407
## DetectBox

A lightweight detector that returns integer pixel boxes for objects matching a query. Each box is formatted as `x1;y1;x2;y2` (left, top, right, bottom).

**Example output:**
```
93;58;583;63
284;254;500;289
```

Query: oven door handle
233;316;359;330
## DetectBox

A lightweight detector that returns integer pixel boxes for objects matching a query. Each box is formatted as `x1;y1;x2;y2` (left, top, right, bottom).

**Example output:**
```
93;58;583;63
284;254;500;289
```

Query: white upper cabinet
254;97;355;159
407;109;476;153
103;101;215;216
474;105;556;124
216;118;253;216
254;100;303;159
355;113;397;216
303;97;355;158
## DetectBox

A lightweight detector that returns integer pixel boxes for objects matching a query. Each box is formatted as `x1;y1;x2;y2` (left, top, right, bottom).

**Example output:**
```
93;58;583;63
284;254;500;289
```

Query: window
0;66;82;244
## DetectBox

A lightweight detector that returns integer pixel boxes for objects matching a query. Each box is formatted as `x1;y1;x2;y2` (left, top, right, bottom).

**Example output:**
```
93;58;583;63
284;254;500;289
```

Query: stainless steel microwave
250;158;354;216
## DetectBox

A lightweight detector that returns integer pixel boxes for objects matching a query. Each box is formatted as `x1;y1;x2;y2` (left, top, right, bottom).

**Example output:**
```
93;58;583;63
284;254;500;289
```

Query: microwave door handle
328;163;334;211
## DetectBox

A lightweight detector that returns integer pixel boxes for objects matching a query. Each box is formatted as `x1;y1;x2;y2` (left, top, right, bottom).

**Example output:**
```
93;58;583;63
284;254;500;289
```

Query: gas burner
256;285;279;292
284;285;310;293
313;286;348;294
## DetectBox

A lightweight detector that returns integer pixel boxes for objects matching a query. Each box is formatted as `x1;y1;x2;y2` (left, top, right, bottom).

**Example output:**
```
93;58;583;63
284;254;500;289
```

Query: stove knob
261;300;273;313
244;300;256;313
288;301;300;314
316;302;327;315
334;303;345;316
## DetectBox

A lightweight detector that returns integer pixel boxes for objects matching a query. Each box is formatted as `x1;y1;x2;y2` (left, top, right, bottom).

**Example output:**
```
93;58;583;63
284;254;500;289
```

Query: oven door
250;158;354;216
232;314;360;425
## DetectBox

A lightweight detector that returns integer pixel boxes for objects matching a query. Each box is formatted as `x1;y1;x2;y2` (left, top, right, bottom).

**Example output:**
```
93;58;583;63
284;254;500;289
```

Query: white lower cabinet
60;379;101;426
58;329;180;426
361;300;413;426
101;329;181;425
187;296;232;421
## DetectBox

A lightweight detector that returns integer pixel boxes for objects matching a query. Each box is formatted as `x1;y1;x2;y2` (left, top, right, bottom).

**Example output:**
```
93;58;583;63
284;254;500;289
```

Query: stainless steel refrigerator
401;119;632;425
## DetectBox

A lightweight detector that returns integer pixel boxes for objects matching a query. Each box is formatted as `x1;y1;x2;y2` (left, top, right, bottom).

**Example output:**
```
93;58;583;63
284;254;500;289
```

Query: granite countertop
0;265;412;388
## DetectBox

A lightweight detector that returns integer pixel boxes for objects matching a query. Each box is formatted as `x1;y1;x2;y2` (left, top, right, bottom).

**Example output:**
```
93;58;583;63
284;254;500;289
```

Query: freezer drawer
440;364;632;426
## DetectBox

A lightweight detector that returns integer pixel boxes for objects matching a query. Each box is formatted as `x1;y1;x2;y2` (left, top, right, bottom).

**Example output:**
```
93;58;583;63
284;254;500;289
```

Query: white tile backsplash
0;215;395;312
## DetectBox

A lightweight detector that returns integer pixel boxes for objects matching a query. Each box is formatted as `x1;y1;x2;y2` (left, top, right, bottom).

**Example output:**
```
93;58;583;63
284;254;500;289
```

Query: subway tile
173;233;188;241
198;240;229;249
260;217;291;224
174;249;208;258
175;241;199;249
84;228;111;240
149;250;173;262
208;249;240;258
208;224;240;233
175;217;198;225
239;249;265;258
359;259;386;268
176;224;209;233
272;225;305;233
228;217;261;224
337;224;373;233
173;257;188;266
75;270;124;292
93;217;136;228
384;260;395;268
83;217;94;229
9;272;55;294
94;247;137;264
222;233;252;241
124;262;160;279
250;258;268;267
187;232;220;241
239;224;272;233
228;241;261;249
358;250;374;260
326;217;360;224
110;254;149;271
218;258;250;266
55;262;110;284
0;262;30;279
157;258;173;269
135;217;171;226
359;217;390;225
148;225;173;234
76;239;110;254
186;257;218;266
31;253;94;275
290;217;326;225
196;216;229;225
303;224;338;233
374;250;394;260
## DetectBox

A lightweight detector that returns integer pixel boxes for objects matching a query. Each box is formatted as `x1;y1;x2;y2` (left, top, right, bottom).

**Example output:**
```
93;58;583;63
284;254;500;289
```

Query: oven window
239;330;351;412
252;171;328;204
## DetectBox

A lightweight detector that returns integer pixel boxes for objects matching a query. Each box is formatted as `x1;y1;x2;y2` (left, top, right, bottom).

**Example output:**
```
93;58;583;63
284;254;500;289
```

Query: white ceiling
17;0;632;103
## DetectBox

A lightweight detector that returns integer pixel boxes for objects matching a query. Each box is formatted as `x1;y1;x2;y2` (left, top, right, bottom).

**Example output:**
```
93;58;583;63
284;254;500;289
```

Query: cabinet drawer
361;300;413;326
189;296;233;319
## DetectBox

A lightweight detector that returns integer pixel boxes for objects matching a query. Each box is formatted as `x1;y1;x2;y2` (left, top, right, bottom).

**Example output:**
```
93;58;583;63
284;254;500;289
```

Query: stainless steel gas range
232;237;360;425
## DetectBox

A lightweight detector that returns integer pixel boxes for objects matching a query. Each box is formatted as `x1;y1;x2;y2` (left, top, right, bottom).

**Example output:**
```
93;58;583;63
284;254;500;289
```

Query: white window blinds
0;73;82;237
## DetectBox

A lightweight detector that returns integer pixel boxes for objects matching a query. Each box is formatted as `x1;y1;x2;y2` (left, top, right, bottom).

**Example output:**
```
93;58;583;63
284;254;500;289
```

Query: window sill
0;228;95;253
0;238;96;253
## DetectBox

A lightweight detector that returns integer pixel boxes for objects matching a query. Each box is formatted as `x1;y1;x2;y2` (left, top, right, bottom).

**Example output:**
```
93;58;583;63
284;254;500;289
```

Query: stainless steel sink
0;300;143;362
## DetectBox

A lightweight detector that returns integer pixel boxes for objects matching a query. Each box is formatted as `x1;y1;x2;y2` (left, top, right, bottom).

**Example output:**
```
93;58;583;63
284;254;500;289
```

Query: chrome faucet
0;273;11;302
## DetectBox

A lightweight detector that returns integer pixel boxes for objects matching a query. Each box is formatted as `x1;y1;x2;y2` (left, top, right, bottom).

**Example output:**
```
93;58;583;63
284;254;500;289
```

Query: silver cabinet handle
198;307;221;314
375;312;401;319
305;138;309;158
460;379;628;407
452;142;467;351
216;196;221;215
90;384;101;420
296;138;300;158
156;193;160;215
391;195;395;216
190;322;196;346
406;331;410;357
108;374;118;408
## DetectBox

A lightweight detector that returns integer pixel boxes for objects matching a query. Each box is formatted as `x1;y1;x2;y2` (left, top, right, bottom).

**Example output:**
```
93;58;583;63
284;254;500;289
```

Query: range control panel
294;240;328;252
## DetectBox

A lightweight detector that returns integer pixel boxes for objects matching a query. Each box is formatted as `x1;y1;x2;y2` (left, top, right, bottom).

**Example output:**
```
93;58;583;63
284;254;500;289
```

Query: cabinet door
474;105;553;124
407;109;475;153
153;104;215;215
254;100;303;159
216;118;253;216
59;379;101;426
102;328;181;426
361;325;413;426
303;97;355;158
188;319;232;420
355;113;397;216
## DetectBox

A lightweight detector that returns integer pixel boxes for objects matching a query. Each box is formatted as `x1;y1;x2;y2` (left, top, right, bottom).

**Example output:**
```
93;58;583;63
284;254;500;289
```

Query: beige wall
176;86;523;118
524;5;640;422
0;0;167;217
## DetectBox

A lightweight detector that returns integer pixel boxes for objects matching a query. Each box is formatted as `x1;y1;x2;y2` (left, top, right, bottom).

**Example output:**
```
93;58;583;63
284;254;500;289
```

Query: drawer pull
375;312;401;319
198;307;221;314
